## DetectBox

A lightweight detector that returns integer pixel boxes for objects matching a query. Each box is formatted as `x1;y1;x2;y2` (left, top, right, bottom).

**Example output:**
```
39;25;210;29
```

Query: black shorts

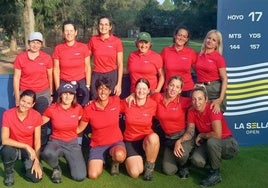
125;140;145;158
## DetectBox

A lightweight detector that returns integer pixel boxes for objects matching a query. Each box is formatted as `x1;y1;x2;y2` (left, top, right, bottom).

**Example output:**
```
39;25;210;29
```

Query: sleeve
43;106;52;118
77;104;83;117
81;106;90;122
87;37;93;55
160;47;166;65
116;37;124;52
2;110;11;128
82;43;90;57
216;53;226;68
52;45;60;59
45;53;53;69
150;93;160;102
191;49;198;66
155;53;163;70
210;110;224;122
35;113;43;126
13;55;22;69
181;97;192;110
120;100;125;113
187;108;196;124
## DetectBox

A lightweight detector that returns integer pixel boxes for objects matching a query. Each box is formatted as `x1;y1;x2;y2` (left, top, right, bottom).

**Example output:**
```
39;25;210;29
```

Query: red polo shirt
187;103;232;138
128;49;163;92
53;41;89;81
43;103;83;142
2;107;42;148
151;93;191;135
88;34;123;73
161;45;197;91
195;51;226;82
81;96;123;147
121;97;157;141
14;50;53;92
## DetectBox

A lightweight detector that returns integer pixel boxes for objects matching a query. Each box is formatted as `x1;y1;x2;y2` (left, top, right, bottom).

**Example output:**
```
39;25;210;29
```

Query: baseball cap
137;32;151;42
57;83;77;96
28;32;43;42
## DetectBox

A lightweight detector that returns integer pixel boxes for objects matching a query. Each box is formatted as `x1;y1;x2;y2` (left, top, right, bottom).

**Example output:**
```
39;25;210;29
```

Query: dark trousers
191;137;239;170
1;146;42;183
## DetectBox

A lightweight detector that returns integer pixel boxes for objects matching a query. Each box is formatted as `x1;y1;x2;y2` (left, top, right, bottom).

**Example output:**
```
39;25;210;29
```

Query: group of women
1;15;239;187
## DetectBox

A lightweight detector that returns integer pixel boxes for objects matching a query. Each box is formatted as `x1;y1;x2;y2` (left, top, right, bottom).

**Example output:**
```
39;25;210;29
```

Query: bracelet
86;85;90;89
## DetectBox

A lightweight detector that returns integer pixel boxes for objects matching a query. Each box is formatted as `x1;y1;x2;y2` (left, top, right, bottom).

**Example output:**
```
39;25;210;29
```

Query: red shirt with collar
2;107;42;148
14;50;53;92
43;103;83;142
53;41;89;81
161;45;197;91
88;34;123;73
128;49;163;92
195;51;226;82
151;93;191;135
81;96;123;147
187;103;232;138
121;97;157;141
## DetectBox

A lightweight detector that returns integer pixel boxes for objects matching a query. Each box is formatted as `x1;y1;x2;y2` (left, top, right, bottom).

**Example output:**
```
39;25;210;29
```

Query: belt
198;79;221;85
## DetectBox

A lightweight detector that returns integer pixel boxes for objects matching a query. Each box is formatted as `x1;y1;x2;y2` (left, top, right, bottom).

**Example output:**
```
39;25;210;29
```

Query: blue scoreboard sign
218;0;268;146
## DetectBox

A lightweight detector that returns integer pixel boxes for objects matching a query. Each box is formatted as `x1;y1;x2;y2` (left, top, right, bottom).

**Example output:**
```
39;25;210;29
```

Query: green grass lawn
0;145;268;188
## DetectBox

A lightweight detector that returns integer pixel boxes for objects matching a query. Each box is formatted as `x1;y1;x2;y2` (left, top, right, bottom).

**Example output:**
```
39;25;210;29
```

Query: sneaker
143;162;155;181
200;169;222;187
110;162;119;176
51;167;62;183
4;173;14;186
178;167;189;179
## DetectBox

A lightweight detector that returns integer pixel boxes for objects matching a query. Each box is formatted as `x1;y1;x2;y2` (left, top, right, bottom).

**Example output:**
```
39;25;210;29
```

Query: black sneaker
178;167;189;179
201;169;222;187
51;167;62;183
4;173;14;186
110;162;119;176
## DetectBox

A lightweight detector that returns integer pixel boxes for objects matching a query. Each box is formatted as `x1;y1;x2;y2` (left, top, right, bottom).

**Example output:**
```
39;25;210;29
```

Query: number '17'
248;12;262;22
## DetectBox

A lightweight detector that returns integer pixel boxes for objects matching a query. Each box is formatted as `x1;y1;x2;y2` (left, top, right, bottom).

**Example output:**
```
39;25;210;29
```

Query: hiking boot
4;173;14;186
178;167;189;179
3;162;15;186
201;169;222;187
110;162;119;176
143;161;155;181
51;166;62;183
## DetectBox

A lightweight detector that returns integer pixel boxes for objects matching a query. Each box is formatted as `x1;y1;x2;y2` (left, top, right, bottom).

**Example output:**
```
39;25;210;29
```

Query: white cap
28;32;43;42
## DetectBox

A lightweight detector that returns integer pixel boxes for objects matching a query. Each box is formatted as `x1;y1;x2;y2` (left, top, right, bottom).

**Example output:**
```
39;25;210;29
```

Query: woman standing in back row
128;32;164;94
53;20;91;107
194;30;228;112
88;15;123;99
161;26;197;97
13;32;53;147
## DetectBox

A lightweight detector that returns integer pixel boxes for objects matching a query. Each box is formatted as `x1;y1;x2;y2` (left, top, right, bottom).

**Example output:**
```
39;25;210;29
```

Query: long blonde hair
200;29;223;55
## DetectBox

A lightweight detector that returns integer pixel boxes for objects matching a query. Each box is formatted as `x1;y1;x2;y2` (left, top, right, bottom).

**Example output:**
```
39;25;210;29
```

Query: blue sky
157;0;165;4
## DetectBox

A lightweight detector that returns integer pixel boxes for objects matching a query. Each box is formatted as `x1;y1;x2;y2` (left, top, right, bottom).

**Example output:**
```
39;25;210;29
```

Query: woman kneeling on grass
121;78;159;181
77;77;126;179
1;90;43;186
41;83;87;183
179;85;239;186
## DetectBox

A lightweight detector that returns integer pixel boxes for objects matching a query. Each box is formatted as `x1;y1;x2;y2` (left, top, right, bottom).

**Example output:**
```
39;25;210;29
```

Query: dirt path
0;53;16;74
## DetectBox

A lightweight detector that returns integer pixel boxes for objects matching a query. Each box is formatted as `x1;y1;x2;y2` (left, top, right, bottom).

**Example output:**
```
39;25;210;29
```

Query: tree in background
0;0;216;51
23;0;34;49
0;0;22;51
